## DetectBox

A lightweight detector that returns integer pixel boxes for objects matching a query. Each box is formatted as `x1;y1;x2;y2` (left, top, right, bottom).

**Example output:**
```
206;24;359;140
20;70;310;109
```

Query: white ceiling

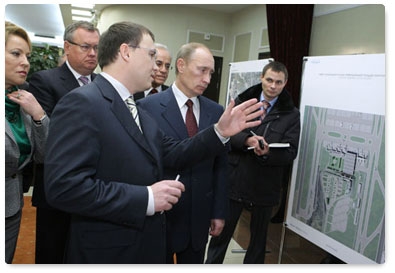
5;4;251;47
5;4;65;46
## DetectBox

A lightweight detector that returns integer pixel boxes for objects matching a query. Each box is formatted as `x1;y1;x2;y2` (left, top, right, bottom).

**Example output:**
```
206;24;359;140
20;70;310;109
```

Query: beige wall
310;4;385;56
96;4;231;102
95;4;385;105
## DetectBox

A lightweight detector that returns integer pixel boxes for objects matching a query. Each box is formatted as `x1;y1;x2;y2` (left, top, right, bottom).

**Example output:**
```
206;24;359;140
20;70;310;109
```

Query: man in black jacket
28;20;100;263
205;61;300;264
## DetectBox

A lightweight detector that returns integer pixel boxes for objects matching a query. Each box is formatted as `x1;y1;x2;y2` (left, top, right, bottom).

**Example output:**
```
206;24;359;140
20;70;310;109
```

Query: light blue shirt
259;92;278;114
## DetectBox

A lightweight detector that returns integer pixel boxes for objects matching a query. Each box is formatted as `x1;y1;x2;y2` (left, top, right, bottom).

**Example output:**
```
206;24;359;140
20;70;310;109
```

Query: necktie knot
185;99;198;137
148;88;158;95
79;76;89;85
186;99;193;109
262;100;270;110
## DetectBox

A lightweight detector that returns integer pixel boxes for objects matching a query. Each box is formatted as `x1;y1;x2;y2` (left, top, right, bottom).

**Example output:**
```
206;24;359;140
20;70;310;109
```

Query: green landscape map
291;105;385;263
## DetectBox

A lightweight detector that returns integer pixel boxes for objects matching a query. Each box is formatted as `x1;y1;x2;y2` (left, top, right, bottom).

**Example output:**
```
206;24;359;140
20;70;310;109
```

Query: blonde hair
5;21;32;50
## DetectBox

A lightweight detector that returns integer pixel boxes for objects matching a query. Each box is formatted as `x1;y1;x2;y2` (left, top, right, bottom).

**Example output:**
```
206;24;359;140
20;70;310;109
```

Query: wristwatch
32;114;47;125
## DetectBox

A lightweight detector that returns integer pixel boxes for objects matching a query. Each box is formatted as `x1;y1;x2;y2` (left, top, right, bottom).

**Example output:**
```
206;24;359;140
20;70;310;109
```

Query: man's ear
119;43;131;60
176;58;185;74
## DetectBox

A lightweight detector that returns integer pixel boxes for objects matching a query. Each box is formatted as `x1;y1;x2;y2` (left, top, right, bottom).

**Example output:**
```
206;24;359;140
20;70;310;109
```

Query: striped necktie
125;96;142;132
261;100;270;120
79;76;89;85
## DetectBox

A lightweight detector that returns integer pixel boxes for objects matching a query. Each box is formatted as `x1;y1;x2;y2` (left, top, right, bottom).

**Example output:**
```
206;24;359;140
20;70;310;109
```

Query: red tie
185;99;198;137
148;88;158;95
261;101;270;120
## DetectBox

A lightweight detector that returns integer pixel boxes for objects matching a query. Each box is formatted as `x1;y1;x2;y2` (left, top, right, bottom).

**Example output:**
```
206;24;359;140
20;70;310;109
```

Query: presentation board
226;59;273;105
286;54;385;264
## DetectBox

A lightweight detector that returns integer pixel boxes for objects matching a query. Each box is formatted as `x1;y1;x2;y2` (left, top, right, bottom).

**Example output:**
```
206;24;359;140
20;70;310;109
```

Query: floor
12;193;329;264
12;192;36;264
212;208;329;264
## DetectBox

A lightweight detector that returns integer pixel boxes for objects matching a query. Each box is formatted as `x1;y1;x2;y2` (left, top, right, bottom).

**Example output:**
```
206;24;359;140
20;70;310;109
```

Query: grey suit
5;109;48;263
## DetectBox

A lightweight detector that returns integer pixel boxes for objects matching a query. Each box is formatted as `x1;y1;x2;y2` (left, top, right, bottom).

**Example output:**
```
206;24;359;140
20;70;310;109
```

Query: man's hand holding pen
246;130;270;156
151;175;184;213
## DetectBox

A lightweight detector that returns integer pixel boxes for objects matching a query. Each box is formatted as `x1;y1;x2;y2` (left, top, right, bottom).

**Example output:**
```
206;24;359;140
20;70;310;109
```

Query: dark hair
262;61;288;80
63;20;100;42
98;21;155;69
5;21;31;50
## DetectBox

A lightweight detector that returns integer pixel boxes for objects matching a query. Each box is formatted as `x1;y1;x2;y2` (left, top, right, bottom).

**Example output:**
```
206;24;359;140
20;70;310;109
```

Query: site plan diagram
226;59;272;105
291;105;385;263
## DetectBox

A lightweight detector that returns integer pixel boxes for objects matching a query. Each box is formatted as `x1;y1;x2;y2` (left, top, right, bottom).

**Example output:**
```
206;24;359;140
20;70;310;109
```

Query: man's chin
153;81;165;86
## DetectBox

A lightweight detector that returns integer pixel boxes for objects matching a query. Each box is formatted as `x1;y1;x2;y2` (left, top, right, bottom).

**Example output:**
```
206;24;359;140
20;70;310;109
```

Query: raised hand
215;98;263;138
7;89;45;121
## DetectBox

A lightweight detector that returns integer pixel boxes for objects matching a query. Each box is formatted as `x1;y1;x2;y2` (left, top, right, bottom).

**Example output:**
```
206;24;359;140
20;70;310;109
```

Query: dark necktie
261;100;270;120
79;76;89;85
148;88;158;96
185;99;198;137
125;96;142;132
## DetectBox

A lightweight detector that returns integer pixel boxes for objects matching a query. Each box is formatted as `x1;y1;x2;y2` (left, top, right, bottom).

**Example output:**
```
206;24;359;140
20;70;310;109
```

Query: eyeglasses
128;45;157;60
67;40;98;52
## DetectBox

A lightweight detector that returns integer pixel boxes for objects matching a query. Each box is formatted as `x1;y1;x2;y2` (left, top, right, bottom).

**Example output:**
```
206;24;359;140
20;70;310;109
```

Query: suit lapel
58;64;97;92
59;64;80;92
196;97;214;130
94;75;156;161
160;90;189;139
5;110;34;169
5;110;32;144
19;111;34;169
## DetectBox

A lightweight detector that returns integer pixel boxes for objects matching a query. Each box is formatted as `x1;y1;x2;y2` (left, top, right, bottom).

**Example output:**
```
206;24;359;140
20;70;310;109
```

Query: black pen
250;130;265;149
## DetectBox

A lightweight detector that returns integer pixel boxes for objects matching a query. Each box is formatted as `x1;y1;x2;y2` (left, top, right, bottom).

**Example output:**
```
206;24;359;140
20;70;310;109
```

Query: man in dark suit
139;42;228;264
28;20;100;263
134;43;172;100
44;21;263;264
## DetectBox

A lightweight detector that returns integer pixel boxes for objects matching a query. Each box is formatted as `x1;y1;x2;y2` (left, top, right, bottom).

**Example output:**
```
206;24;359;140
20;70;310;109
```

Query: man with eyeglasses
135;43;172;100
28;20;100;264
43;21;264;263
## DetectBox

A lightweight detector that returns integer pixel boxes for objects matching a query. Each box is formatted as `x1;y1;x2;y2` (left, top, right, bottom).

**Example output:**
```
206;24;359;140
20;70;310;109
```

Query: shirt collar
259;92;278;111
143;85;163;96
172;83;199;109
66;60;91;82
100;72;131;101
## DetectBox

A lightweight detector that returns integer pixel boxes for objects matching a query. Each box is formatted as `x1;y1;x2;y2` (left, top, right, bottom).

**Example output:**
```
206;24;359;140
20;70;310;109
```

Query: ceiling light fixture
71;4;96;22
71;4;94;9
72;9;92;17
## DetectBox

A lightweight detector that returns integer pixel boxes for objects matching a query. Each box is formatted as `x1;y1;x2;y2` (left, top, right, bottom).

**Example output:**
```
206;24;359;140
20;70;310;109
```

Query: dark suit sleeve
204;104;229;220
210;148;229;219
161;127;228;170
44;90;148;229
29;72;58;117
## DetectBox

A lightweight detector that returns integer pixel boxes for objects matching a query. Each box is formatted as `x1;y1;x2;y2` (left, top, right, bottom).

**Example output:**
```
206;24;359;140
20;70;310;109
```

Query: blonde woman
5;21;48;263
